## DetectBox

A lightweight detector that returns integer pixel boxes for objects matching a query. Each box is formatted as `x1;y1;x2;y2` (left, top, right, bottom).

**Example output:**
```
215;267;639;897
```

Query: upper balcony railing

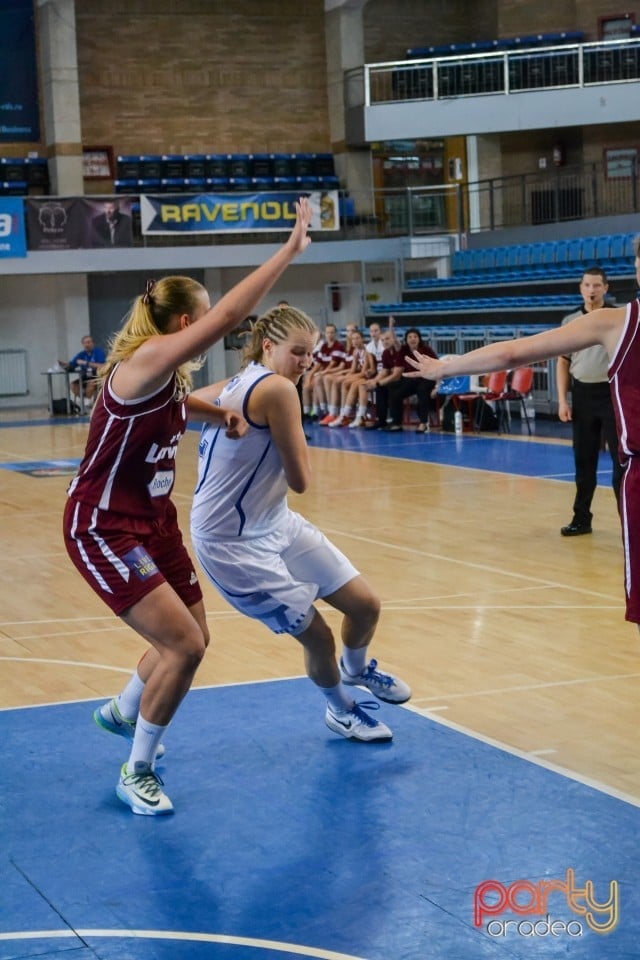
362;36;640;105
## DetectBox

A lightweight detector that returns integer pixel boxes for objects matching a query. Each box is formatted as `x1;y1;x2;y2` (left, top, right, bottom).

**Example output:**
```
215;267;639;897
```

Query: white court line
404;702;640;809
0;675;307;712
321;525;622;603
411;670;640;702
0;609;246;629
0;929;369;960
2;677;639;809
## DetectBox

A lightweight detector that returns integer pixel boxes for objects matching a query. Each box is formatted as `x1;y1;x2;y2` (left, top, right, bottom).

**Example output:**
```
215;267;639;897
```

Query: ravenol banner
0;197;27;258
140;190;339;235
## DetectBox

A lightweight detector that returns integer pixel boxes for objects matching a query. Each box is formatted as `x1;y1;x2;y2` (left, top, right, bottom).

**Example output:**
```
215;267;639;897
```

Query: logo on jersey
145;432;182;464
123;546;159;580
148;470;174;497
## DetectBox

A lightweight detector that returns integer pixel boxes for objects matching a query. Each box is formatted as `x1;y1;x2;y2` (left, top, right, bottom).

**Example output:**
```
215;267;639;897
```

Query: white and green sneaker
94;699;165;760
116;762;174;816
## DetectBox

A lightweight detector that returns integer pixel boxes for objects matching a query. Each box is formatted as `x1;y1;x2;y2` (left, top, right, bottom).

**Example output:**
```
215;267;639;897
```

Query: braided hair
242;304;317;367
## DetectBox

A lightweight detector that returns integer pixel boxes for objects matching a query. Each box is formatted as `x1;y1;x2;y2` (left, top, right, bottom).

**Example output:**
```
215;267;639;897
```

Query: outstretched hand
404;349;444;380
288;197;313;256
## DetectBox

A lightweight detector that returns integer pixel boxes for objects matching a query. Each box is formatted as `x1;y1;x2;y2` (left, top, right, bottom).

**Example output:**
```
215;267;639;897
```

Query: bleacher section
368;232;639;325
114;152;338;194
0;157;50;196
406;30;585;59
406;232;637;290
371;294;581;315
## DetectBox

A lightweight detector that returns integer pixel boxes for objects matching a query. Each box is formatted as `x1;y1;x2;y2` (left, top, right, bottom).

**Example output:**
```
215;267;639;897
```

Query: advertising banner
140;190;339;235
0;0;39;142
26;198;134;251
0;197;27;258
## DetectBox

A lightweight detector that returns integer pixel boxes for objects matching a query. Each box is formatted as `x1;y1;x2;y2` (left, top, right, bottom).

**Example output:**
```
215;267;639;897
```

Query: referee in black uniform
556;266;623;536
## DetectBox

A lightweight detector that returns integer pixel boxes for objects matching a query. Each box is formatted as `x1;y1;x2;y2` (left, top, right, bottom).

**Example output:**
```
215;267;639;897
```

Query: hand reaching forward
404;350;446;380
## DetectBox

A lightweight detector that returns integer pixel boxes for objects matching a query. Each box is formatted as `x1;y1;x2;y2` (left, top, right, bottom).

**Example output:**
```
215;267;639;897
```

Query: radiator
0;349;28;396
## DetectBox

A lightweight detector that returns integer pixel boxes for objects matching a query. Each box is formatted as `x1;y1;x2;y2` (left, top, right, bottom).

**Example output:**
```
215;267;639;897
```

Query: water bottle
454;410;463;434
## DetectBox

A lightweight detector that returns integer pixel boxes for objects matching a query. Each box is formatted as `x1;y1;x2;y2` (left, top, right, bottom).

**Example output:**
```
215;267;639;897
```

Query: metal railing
362;36;640;104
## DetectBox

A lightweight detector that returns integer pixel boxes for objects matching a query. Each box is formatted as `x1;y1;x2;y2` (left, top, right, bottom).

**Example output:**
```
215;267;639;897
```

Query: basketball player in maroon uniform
405;238;640;631
62;198;313;816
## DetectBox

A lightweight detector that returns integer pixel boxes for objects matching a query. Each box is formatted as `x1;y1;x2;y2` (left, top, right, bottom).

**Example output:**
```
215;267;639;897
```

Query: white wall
0;274;90;408
0;260;365;410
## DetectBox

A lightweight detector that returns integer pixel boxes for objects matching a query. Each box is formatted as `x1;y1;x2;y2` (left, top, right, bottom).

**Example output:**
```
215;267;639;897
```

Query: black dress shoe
560;521;592;537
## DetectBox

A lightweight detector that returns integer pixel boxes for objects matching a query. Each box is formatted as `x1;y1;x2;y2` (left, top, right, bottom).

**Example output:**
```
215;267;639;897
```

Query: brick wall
75;0;331;156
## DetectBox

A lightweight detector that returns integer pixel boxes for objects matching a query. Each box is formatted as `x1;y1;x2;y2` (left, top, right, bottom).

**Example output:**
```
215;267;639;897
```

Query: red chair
495;367;535;434
457;370;508;432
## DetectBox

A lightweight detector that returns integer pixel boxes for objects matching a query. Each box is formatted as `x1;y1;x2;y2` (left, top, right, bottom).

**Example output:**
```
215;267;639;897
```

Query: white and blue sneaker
339;657;412;704
116;762;174;816
325;700;392;742
94;699;166;760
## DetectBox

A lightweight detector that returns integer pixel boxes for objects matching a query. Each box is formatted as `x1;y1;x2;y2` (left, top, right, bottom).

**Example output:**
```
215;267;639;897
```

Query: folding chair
495;367;535;434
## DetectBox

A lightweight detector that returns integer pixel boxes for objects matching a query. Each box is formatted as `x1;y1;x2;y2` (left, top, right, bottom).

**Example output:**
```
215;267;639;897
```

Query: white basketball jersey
191;362;289;540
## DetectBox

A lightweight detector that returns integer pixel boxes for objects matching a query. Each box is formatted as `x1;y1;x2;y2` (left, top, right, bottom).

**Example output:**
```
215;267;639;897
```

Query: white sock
127;714;167;771
341;645;368;677
116;670;145;721
356;404;367;417
320;683;354;714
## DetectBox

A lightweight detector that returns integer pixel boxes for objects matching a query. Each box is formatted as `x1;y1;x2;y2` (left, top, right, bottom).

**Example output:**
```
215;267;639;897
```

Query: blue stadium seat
206;154;229;178
594;235;611;263
609;234;627;261
505;245;522;269
296;175;321;192
250;154;273;177
291;153;315;177
206;177;230;192
452;250;472;274
272;154;294;178
479;248;496;270
0;179;27;195
566;238;583;266
494;247;509;270
313;153;336;177
273;176;297;192
138;156;162;179
228;176;252;192
251;176;275;192
182;178;206;193
228;154;251;178
0;158;27;181
581;236;597;262
160;177;185;193
184;155;207;178
161;155;185;178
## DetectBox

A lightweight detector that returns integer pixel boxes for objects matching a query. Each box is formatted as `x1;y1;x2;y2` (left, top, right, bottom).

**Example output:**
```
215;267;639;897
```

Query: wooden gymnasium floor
2;409;640;959
0;409;638;801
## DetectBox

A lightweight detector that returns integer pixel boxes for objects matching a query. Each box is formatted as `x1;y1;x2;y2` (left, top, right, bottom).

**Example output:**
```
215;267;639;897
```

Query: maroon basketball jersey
68;368;187;518
609;299;640;464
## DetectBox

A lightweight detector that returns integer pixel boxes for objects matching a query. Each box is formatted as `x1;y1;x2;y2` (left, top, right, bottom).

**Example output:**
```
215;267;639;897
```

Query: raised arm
405;306;626;380
128;198;313;383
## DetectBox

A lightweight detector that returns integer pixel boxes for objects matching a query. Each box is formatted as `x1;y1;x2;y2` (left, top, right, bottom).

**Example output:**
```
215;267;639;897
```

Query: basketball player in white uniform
190;304;411;741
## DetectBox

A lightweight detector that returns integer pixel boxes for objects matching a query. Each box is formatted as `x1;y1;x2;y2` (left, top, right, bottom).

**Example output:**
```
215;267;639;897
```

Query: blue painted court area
295;421;615;485
1;680;638;960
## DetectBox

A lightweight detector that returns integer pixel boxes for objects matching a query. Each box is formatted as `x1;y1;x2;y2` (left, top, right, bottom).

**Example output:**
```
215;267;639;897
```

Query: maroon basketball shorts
63;498;202;615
